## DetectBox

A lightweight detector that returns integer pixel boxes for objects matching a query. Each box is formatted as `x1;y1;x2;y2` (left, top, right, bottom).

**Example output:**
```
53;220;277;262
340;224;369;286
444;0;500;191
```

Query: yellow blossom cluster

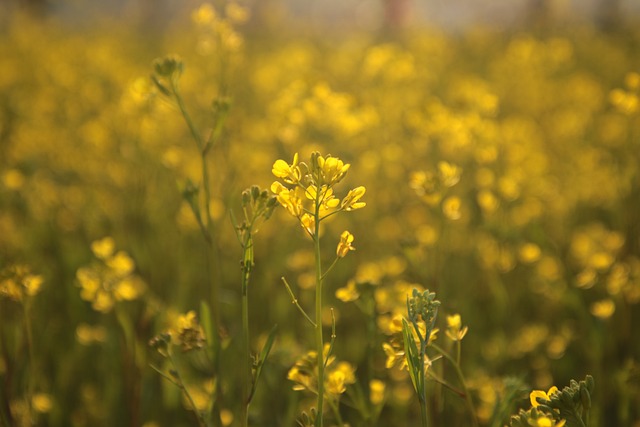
76;237;145;313
287;344;356;398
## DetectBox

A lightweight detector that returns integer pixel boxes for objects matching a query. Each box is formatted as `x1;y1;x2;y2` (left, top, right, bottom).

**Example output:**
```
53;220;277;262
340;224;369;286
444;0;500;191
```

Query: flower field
1;3;639;426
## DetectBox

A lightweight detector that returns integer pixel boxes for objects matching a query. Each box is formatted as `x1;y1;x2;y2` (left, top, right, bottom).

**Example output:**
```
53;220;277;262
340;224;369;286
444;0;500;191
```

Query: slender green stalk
170;79;222;427
115;306;141;427
241;234;253;427
431;343;478;427
152;351;208;427
328;399;345;427
314;201;325;427
22;299;35;426
282;277;316;327
418;335;429;427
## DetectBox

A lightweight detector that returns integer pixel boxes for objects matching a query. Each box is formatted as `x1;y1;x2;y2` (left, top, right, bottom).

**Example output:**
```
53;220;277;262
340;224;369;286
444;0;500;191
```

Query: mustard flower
287;344;354;398
369;379;386;405
336;230;355;258
76;238;145;313
173;311;207;352
314;153;350;186
382;342;406;370
442;196;462;220
437;161;462;188
0;265;44;302
341;186;367;211
272;152;301;184
445;314;469;341
300;213;315;235
271;182;305;218
530;386;559;407
335;280;359;302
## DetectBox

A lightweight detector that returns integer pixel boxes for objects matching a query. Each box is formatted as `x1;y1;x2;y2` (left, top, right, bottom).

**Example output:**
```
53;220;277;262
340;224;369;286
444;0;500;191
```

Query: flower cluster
511;376;594;427
271;152;366;238
76;237;145;313
149;311;207;355
287;344;356;398
0;265;43;302
410;161;463;220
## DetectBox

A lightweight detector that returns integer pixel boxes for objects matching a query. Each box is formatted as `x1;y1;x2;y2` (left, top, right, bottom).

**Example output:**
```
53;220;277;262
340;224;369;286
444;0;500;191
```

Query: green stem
167;352;208;427
22;299;35;426
281;277;316;327
241;236;252;427
419;339;429;427
431;343;478;427
171;80;221;427
328;399;345;427
314;208;325;427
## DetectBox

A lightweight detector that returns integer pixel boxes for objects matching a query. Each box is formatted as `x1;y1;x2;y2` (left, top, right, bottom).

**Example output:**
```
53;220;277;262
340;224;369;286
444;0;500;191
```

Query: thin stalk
171;81;222;426
22;300;35;426
281;277;316;327
241;235;253;427
165;352;208;427
418;338;429;427
314;203;325;427
328;399;345;427
431;343;478;427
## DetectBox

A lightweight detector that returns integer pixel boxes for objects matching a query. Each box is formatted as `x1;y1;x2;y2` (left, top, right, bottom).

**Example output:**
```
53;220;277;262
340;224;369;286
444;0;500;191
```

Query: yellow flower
335;280;359;302
326;362;356;395
369;379;386;405
114;277;145;301
445;314;469;341
76;241;145;313
336;231;355;258
316;154;350;186
530;386;559;407
107;251;135;275
272;153;301;184
173;311;206;352
192;3;217;25
306;185;340;215
442;196;462;220
225;2;249;24
590;299;615;319
437;161;462;187
383;342;402;369
300;213;315;235
519;243;542;264
0;265;44;302
272;183;305;217
23;274;44;297
530;416;566;427
91;237;115;260
341;186;366;211
32;393;53;413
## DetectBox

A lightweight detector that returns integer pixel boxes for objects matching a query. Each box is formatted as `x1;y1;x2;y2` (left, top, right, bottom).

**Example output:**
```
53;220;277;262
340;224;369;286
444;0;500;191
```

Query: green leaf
402;318;421;395
200;301;216;352
249;324;278;401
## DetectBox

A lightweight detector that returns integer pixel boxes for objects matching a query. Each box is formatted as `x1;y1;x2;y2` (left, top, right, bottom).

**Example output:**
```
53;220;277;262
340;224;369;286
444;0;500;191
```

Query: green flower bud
580;384;591;410
153;55;184;78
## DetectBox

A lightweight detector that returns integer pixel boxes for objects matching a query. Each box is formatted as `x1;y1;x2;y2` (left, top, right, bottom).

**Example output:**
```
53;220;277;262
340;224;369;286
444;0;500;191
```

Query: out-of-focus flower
335;280;359;302
76;237;145;313
590;299;615;320
445;314;469;341
0;265;44;302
